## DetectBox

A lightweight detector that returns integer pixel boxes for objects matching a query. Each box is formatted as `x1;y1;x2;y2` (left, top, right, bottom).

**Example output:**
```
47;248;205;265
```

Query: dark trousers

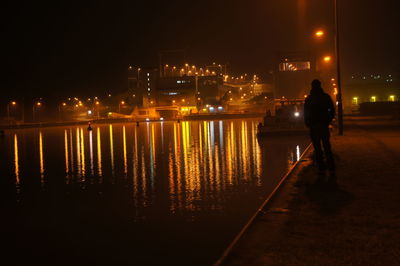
310;125;335;171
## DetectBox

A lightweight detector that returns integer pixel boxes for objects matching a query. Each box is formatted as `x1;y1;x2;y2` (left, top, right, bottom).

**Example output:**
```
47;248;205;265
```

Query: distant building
274;54;316;99
130;67;158;107
342;73;400;113
156;75;222;106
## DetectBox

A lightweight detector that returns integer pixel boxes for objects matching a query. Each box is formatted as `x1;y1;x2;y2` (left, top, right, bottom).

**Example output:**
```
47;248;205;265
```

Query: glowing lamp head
315;30;324;38
323;56;332;63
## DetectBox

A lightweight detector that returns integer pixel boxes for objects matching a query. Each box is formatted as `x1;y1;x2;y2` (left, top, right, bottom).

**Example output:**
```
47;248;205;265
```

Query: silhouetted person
87;122;92;131
304;79;335;175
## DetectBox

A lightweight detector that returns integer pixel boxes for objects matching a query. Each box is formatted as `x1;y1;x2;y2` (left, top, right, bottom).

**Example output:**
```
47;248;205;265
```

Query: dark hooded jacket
304;86;335;127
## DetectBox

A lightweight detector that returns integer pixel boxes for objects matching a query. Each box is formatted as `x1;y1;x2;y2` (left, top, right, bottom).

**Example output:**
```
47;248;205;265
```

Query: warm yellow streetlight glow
389;95;395;101
371;96;376;102
315;30;324;38
95;101;100;105
121;101;125;105
62;102;66;106
181;99;185;102
323;56;332;62
11;101;16;105
37;102;41;106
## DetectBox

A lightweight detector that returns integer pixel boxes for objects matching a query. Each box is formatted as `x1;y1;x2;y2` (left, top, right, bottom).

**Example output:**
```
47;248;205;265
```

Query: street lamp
314;30;325;38
310;1;343;135
7;101;17;124
334;0;344;135
118;101;125;113
33;101;41;122
95;101;100;119
58;102;67;121
323;56;332;63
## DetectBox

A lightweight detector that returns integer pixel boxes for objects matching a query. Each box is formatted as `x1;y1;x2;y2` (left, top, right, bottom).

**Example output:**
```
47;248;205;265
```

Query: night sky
3;0;399;99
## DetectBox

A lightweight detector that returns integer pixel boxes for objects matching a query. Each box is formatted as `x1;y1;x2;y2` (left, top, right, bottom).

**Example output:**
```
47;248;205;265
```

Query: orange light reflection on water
123;126;128;176
96;127;103;177
39;131;44;183
14;134;20;186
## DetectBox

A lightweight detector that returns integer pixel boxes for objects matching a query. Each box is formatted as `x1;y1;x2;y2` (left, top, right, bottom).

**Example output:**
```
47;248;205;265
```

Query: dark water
0;119;309;265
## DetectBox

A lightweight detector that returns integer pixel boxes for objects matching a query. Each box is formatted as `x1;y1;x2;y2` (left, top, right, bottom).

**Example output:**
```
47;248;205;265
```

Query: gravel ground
222;116;400;266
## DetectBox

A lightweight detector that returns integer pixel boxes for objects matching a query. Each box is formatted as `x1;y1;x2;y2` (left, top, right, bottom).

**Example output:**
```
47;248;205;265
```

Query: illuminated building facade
343;74;400;114
274;54;317;99
156;75;222;107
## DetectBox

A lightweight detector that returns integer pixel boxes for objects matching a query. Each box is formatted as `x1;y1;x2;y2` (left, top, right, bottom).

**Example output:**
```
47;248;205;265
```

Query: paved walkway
222;116;400;266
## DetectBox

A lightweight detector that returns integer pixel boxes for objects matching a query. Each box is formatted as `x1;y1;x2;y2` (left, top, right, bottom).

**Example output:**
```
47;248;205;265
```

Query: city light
315;30;324;38
323;56;332;62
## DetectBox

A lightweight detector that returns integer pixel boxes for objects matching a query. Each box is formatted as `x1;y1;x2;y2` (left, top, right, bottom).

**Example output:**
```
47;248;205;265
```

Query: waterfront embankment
220;115;400;265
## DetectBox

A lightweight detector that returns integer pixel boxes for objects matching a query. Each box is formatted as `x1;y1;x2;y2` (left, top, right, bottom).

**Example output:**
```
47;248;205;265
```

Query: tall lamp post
7;101;17;125
334;0;344;135
313;0;343;135
33;101;41;122
118;101;125;113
